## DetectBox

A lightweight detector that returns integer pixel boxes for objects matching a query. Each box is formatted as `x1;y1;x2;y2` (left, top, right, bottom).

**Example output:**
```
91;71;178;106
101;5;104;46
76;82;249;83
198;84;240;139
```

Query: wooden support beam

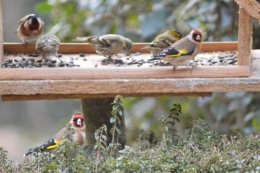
81;98;126;147
1;92;212;101
237;7;252;65
0;2;3;67
234;0;260;22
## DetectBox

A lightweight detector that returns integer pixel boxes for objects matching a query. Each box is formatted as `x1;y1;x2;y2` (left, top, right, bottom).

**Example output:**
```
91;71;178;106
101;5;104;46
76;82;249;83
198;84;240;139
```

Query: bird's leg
22;40;28;48
101;55;113;64
55;53;63;63
172;65;176;71
189;62;197;74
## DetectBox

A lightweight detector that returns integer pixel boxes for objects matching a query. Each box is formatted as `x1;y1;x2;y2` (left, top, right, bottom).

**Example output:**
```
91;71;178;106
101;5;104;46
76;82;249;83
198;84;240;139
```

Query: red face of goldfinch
191;30;202;43
71;114;85;129
17;14;44;44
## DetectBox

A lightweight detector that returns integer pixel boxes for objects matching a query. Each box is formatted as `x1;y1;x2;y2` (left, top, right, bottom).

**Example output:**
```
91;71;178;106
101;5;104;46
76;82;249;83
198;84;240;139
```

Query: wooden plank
2;92;213;101
0;1;3;67
0;66;250;80
235;0;260;22
237;7;252;65
1;49;260;99
3;42;238;54
0;75;258;97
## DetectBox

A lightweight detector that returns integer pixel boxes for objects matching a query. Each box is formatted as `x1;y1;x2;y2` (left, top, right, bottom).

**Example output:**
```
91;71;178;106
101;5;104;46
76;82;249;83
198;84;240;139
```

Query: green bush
1;98;260;172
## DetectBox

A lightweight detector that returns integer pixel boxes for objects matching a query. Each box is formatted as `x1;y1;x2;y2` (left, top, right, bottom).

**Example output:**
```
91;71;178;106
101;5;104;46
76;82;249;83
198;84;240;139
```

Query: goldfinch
23;113;86;156
142;30;182;56
73;34;132;60
17;14;44;45
150;30;202;73
35;34;61;61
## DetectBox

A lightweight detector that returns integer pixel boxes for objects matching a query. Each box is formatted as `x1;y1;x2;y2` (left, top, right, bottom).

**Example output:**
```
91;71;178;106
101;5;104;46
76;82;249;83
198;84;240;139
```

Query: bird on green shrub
23;113;86;156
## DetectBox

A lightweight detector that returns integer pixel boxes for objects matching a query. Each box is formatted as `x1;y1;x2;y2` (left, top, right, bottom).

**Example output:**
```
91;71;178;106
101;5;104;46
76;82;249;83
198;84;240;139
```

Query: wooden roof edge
234;0;260;22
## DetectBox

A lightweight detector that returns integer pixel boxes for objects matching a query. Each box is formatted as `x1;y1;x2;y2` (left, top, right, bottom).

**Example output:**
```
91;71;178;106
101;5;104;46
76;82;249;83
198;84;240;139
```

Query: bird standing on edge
17;14;44;46
73;34;132;61
150;30;202;73
36;34;61;62
23;113;86;157
141;30;182;56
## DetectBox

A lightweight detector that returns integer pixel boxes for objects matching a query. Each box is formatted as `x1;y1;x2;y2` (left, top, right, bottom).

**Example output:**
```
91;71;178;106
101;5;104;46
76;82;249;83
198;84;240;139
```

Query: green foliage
34;0;252;43
2;119;260;172
2;97;260;172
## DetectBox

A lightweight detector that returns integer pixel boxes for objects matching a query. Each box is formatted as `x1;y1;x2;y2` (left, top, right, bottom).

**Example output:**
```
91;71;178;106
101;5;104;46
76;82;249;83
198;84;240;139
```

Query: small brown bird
150;30;202;73
73;34;132;60
23;113;86;156
35;34;61;61
17;14;44;45
142;30;182;56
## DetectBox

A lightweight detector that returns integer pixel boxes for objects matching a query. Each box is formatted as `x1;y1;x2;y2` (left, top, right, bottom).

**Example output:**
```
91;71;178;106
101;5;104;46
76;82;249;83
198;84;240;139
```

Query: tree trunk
81;98;126;148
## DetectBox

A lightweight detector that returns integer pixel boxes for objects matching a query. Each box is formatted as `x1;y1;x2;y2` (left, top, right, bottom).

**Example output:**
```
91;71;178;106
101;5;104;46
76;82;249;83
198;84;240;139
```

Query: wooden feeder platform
1;0;260;101
0;42;259;101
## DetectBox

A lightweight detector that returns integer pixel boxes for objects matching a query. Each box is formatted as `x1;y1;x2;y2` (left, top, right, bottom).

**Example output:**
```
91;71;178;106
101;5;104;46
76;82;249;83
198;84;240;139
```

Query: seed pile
1;51;238;68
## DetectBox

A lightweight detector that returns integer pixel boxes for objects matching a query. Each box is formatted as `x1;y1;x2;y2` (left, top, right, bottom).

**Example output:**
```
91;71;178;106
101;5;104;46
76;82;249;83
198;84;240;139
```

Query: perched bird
24;113;86;157
141;30;182;56
17;14;44;45
150;30;202;73
73;34;132;60
35;34;61;61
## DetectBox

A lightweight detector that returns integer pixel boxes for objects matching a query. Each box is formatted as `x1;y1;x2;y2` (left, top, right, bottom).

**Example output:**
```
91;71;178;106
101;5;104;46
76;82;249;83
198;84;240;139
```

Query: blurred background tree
1;0;260;162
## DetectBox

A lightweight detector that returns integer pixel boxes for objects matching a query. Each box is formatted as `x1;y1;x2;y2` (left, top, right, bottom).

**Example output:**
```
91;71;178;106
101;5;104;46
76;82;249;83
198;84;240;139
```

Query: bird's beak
196;35;201;41
33;30;38;37
77;119;82;126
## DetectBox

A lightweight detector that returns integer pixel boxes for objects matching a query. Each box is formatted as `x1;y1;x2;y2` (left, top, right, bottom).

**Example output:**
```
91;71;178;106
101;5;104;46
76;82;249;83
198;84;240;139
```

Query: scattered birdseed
79;53;85;57
48;63;56;67
51;60;57;64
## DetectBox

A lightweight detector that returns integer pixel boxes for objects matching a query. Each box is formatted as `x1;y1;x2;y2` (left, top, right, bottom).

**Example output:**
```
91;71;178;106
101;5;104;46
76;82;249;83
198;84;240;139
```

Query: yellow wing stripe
166;49;188;58
46;140;62;150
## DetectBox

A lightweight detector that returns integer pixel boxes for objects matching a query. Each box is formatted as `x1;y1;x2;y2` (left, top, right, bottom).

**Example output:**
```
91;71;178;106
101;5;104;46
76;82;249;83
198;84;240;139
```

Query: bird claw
189;62;197;74
23;41;28;48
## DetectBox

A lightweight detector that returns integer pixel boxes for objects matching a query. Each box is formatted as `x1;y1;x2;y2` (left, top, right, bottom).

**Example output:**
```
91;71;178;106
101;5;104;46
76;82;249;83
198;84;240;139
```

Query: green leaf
110;117;116;123
111;110;116;116
164;126;169;132
252;118;260;132
35;2;53;13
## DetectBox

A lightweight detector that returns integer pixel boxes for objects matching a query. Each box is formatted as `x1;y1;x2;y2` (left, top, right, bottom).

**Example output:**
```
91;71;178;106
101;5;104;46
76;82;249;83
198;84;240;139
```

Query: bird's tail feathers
140;45;150;50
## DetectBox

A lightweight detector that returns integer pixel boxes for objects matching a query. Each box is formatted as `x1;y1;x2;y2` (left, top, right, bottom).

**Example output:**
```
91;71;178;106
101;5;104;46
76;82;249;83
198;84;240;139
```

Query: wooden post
237;7;252;65
81;98;126;148
0;0;3;67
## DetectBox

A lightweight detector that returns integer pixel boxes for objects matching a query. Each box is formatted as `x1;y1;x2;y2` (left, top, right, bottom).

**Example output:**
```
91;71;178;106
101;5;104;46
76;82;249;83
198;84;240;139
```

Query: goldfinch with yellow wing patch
23;113;86;156
17;14;44;45
73;34;132;60
142;30;182;56
150;30;202;73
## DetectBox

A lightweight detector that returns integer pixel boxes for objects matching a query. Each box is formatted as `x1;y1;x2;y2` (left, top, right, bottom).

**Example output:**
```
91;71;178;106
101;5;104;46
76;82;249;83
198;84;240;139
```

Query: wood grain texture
235;0;260;22
237;7;252;65
0;2;3;67
0;66;250;80
2;92;213;101
3;42;238;54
